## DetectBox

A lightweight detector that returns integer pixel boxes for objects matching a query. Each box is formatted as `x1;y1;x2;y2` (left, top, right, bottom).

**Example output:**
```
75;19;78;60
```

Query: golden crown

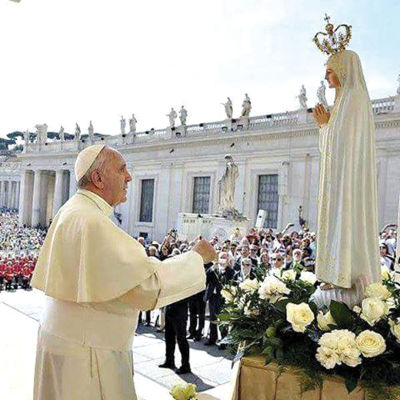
313;14;352;55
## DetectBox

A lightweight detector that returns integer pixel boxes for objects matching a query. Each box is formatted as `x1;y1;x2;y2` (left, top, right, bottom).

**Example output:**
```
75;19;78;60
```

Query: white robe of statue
31;189;206;400
312;50;381;308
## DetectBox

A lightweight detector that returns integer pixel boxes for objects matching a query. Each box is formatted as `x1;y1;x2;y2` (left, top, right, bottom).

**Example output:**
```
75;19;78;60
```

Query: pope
31;144;217;400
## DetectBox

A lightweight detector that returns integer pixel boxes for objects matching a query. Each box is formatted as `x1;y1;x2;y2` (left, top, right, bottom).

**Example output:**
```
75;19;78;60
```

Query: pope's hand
192;240;217;264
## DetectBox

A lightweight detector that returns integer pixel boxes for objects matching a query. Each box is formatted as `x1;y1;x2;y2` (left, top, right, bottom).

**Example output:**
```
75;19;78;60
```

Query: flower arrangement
170;383;198;400
218;267;400;399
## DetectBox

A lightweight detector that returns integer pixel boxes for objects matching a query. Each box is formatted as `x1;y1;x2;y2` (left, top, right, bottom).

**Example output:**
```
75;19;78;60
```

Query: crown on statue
313;14;352;55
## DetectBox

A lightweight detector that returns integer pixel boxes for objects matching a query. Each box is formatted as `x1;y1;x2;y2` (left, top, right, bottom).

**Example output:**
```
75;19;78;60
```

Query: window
257;174;279;228
139;179;154;222
192;176;211;214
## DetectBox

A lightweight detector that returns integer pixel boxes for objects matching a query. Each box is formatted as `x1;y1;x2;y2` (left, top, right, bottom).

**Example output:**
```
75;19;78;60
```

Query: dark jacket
203;265;235;301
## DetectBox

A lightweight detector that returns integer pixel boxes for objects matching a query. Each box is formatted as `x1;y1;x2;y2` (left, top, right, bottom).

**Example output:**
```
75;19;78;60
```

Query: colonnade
18;169;73;227
0;179;21;209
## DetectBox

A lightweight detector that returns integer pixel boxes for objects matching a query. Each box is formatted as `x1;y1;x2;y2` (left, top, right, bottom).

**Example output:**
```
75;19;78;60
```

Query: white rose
386;297;396;310
389;318;400;343
221;288;234;302
336;330;357;353
300;271;317;285
239;278;260;293
365;282;392;300
316;346;340;369
243;304;260;317
356;330;386;358
381;266;391;281
258;276;291;304
319;331;338;350
353;305;362;314
317;311;337;331
360;297;389;326
286;302;314;333
340;346;362;367
282;269;296;281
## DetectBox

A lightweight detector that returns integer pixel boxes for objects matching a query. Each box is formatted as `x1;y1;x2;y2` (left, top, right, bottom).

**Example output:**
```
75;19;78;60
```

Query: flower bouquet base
231;355;369;400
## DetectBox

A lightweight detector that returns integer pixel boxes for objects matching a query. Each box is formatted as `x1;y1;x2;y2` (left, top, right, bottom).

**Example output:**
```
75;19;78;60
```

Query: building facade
1;94;400;241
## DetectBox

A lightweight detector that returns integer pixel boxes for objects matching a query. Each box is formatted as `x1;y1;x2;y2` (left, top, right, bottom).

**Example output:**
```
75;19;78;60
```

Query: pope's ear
91;170;104;189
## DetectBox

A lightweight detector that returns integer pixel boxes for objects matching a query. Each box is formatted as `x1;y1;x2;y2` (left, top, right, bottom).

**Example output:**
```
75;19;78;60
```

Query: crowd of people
0;209;45;291
0;208;397;374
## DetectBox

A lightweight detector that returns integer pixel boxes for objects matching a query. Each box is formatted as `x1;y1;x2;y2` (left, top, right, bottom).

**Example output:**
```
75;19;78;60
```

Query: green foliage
329;301;354;329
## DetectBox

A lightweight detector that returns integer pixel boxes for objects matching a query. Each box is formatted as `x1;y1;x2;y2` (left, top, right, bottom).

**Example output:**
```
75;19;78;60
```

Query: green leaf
329;300;354;329
344;375;358;393
275;299;291;313
262;346;274;364
218;314;232;321
264;337;283;348
309;301;318;315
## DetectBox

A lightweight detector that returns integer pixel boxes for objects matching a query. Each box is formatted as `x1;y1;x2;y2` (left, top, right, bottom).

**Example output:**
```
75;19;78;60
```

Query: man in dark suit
159;296;191;374
187;269;207;341
204;252;235;347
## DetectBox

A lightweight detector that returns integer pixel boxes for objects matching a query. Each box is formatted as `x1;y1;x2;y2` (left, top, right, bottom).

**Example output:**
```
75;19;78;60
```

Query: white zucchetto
74;144;105;182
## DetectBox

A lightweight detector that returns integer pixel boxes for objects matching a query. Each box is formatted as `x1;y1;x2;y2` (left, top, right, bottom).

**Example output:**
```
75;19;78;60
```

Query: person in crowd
286;248;305;271
380;243;395;271
249;244;259;265
234;257;256;282
258;251;270;274
302;247;315;271
187;275;207;341
229;242;238;259
234;245;256;271
159;247;194;374
269;253;285;277
204;252;235;348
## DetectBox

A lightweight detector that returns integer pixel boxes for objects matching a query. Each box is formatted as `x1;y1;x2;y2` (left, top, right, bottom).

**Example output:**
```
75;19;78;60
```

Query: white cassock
31;188;205;400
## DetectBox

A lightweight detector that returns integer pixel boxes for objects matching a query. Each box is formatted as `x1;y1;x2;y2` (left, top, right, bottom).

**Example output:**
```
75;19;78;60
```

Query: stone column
53;170;64;216
69;169;77;198
31;170;42;227
7;181;12;208
9;182;15;209
19;171;34;226
278;161;290;229
15;181;20;210
0;180;4;207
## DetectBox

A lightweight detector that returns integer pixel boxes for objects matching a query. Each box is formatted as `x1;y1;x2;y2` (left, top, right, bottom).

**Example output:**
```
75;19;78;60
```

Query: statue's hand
313;103;330;126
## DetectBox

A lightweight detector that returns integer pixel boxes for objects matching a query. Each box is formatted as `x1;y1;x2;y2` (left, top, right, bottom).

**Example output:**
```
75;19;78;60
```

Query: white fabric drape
315;50;380;289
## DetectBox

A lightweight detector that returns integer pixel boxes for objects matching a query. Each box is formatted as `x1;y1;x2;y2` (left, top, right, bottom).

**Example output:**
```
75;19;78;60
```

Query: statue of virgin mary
311;48;381;307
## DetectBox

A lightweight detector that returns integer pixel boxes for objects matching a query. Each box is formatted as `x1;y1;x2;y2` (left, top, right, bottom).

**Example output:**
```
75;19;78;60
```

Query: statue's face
325;68;341;88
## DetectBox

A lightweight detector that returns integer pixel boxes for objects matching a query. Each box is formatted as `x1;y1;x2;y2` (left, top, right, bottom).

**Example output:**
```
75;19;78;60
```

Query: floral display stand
229;356;367;400
219;268;400;400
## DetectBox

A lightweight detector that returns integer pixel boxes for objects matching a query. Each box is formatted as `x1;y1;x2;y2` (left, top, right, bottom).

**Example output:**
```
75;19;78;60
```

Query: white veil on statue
314;50;380;307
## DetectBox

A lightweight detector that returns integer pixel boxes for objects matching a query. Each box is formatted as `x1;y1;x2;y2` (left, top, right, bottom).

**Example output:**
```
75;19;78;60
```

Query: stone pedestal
297;108;308;124
177;213;250;242
224;119;233;131
166;126;186;139
175;125;187;138
394;95;400;113
238;116;250;130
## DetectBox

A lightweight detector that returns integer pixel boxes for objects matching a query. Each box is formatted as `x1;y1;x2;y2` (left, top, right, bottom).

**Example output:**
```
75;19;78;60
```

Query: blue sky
0;0;398;137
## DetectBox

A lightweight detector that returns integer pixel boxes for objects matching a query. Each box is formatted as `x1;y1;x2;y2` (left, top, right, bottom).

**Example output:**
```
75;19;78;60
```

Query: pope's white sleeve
118;251;205;311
